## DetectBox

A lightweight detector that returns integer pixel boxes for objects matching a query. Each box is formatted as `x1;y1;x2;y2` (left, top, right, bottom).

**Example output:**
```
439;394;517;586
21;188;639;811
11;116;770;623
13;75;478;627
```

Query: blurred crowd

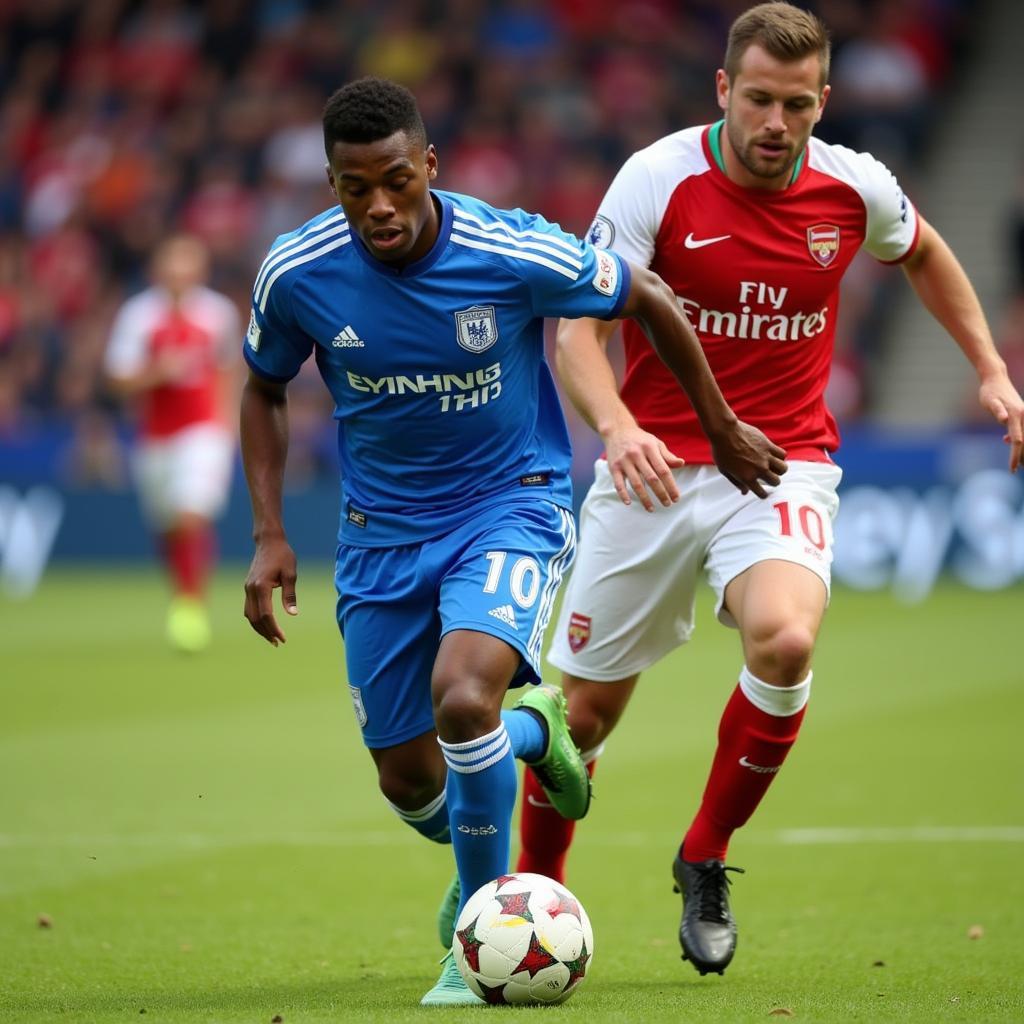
0;0;990;488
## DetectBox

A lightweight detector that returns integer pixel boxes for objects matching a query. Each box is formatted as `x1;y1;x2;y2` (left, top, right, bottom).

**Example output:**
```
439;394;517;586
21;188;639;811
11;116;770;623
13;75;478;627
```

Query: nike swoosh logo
684;232;731;249
739;755;781;774
526;795;555;809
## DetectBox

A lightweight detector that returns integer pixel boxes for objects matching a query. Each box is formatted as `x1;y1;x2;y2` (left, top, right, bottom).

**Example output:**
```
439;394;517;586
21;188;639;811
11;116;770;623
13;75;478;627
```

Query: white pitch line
0;826;1023;850
777;826;1024;844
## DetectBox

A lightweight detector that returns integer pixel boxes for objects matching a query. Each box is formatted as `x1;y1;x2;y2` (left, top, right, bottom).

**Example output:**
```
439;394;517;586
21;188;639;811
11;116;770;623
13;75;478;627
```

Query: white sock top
739;665;812;717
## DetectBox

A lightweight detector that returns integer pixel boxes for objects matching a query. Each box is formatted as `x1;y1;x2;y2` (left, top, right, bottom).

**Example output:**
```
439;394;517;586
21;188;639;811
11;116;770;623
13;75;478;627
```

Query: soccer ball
451;872;594;1005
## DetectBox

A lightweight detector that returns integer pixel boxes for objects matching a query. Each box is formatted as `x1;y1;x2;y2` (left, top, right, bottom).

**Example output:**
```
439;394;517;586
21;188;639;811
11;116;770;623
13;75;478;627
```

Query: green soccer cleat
420;951;483;1006
166;597;211;653
437;872;460;950
513;684;591;820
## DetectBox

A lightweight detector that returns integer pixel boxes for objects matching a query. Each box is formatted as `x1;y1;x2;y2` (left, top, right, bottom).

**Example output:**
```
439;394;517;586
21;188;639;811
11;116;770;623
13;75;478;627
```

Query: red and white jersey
105;285;240;439
591;123;920;462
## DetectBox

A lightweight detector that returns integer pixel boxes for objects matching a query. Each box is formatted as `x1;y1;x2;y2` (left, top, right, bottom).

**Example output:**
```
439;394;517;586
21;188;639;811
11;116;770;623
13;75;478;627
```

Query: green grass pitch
2;567;1022;1022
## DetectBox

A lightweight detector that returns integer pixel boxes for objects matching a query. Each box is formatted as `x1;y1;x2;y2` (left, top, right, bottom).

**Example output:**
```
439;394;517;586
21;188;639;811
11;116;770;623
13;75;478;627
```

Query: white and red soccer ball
451;872;594;1005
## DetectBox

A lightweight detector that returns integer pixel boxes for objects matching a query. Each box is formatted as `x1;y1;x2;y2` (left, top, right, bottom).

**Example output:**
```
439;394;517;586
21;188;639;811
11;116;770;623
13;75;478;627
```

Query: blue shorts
335;498;576;749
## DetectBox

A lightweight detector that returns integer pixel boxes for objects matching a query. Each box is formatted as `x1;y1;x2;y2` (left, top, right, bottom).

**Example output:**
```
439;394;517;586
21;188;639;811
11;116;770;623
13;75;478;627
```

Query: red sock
683;683;806;863
516;760;597;884
165;524;215;598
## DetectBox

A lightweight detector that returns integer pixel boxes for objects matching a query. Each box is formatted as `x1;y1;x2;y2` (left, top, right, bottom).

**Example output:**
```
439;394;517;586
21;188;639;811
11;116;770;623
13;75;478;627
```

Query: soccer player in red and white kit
516;1;1024;976
105;235;240;652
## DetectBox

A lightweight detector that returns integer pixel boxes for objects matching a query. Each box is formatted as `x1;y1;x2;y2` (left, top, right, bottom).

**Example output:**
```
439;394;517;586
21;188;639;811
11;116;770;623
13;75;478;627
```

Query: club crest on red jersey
567;612;591;653
807;224;840;267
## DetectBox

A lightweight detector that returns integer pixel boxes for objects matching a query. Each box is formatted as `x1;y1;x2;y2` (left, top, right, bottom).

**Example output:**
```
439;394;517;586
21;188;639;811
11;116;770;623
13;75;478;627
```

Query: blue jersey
243;190;631;547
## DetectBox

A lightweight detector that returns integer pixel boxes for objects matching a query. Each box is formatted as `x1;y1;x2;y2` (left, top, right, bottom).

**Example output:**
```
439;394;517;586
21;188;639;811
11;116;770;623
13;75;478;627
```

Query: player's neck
714;120;803;192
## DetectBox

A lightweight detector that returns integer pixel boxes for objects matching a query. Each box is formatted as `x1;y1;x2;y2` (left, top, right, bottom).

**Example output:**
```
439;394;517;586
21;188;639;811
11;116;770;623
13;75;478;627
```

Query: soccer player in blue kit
239;77;788;1005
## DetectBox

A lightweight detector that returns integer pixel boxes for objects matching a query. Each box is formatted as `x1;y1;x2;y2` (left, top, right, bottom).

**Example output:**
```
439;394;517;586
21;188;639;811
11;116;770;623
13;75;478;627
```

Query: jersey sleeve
510;211;631;321
858;154;920;264
242;259;313;382
104;295;151;379
210;292;242;367
585;151;661;268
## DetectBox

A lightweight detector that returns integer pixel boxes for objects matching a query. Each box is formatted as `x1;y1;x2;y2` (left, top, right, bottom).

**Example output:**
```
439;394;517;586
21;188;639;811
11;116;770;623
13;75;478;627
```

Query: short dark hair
725;2;831;89
322;77;426;155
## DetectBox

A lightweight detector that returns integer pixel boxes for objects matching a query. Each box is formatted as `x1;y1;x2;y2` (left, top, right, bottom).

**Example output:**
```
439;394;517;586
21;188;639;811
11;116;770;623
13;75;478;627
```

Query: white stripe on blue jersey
254;213;350;304
257;234;352;313
450;232;580;280
450;218;584;270
253;211;348;292
452;208;583;258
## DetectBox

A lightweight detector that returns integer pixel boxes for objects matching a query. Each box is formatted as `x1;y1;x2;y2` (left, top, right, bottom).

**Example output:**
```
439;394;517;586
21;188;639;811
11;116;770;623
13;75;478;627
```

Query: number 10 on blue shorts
335;498;576;748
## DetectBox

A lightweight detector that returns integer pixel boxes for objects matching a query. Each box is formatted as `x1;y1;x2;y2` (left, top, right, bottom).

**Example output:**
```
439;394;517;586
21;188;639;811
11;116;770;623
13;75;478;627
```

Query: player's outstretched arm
616;263;789;498
902;217;1024;472
240;370;298;646
106;349;195;398
555;315;686;510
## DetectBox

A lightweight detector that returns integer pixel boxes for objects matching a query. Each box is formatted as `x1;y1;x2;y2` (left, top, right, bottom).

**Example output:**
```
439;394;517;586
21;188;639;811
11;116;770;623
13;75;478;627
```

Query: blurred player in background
104;235;239;653
238;77;785;1006
517;0;1024;978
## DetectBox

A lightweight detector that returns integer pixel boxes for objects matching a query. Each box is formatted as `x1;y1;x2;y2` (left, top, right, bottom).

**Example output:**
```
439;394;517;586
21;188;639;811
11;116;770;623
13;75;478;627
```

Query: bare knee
431;631;518;742
432;674;501;743
371;732;446;812
745;623;816;684
377;763;444;811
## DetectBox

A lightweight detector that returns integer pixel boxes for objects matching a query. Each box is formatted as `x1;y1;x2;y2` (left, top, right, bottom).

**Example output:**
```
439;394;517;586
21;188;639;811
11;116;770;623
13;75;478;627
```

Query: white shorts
548;460;842;681
133;422;234;529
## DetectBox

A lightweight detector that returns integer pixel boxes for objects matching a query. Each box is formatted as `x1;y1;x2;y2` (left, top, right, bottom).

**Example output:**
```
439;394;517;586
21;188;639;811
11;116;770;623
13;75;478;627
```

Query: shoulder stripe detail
257;235;351;312
452;208;582;258
451;233;579;280
270;210;348;258
260;210;348;267
253;214;349;299
450;219;583;270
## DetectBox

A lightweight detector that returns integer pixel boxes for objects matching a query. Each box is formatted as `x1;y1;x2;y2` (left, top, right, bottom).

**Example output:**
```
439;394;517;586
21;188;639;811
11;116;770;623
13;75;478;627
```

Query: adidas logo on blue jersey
488;604;518;629
333;325;364;347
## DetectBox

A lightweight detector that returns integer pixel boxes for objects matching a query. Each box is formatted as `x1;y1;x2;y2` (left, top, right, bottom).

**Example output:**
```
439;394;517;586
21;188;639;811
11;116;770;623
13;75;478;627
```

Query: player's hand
153;349;195;385
710;420;788;499
243;536;299;646
978;374;1024;472
605;426;686;511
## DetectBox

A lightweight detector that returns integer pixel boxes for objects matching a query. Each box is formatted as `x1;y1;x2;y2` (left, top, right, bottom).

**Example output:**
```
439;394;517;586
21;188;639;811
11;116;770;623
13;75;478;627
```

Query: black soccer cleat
671;852;745;976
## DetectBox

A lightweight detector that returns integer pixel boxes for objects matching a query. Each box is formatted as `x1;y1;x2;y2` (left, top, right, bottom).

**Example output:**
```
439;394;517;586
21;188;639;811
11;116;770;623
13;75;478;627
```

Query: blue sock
500;707;546;763
440;723;518;915
386;790;451;843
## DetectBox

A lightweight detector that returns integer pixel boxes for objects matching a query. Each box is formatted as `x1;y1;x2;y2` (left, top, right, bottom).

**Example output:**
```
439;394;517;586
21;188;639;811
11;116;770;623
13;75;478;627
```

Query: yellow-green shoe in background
166;596;211;653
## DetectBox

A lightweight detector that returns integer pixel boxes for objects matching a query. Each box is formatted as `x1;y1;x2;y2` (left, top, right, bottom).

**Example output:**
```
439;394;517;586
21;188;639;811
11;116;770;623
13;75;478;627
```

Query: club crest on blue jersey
455;305;499;354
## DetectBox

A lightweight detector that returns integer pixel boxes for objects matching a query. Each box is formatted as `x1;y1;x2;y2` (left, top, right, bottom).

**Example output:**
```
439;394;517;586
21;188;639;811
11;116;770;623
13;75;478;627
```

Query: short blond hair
725;2;831;88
